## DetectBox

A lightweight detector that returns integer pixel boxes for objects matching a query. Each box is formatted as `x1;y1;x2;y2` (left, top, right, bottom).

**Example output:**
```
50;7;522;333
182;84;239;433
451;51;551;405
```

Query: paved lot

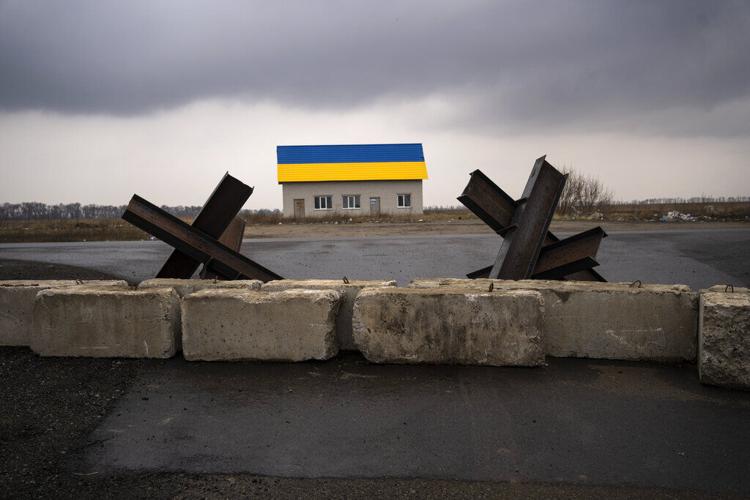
89;355;750;493
1;227;749;497
2;349;749;498
0;227;748;288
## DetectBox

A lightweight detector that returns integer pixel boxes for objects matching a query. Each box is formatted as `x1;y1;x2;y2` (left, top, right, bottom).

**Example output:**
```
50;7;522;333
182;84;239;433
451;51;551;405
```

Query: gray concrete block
353;287;545;366
410;279;698;361
138;280;262;349
0;280;128;346
699;291;750;390
138;278;262;297
31;286;179;358
182;289;343;362
706;285;749;294
261;279;396;351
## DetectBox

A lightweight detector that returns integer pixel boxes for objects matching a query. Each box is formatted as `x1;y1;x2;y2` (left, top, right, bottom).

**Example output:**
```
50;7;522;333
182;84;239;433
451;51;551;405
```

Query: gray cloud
1;0;749;135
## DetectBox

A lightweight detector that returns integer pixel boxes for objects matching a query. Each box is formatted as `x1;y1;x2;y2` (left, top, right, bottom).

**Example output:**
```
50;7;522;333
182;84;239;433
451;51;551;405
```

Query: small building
277;143;427;218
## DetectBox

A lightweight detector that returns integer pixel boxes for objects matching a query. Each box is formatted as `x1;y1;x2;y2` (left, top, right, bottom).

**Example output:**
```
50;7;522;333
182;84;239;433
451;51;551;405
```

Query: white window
342;194;361;209
397;193;412;208
314;195;333;210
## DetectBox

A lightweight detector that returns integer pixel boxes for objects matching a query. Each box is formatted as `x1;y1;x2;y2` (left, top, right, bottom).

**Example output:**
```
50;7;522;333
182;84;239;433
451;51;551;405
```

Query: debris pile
660;211;698;223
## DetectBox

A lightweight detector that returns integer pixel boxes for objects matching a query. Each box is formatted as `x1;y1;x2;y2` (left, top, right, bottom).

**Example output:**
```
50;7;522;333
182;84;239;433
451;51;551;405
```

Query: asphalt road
2;227;750;498
0;227;748;288
3;349;749;498
87;355;750;493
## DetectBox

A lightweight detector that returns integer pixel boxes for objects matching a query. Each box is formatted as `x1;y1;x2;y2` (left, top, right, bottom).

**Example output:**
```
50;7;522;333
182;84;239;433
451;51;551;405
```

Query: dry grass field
0;202;747;243
0;219;147;243
600;201;750;222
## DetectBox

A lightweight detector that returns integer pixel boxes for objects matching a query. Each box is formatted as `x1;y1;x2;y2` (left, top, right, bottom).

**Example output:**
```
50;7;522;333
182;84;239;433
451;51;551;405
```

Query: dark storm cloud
1;0;749;133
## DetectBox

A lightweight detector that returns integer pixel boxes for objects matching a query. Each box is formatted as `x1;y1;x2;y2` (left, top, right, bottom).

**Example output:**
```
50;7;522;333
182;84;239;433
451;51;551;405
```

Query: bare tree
556;167;613;216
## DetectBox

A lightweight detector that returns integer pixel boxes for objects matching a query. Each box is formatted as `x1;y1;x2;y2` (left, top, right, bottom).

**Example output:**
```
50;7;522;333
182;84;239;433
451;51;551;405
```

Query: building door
293;199;305;219
369;197;380;216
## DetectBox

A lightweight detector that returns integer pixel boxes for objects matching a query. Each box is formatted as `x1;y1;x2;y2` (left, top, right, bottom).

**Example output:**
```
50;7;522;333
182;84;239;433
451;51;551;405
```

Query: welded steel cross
122;173;282;282
458;156;607;281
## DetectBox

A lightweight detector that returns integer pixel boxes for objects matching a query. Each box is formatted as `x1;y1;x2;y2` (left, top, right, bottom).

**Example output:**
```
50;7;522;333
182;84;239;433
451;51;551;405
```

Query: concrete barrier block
182;289;343;362
353;287;545;366
0;280;128;346
410;279;697;361
699;291;750;390
31;286;179;358
706;285;749;293
138;280;262;349
138;278;262;297
261;279;396;351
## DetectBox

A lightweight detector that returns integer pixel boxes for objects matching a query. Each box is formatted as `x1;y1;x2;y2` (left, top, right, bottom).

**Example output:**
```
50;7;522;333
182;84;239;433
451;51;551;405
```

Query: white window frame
397;193;412;208
314;195;333;210
342;194;361;210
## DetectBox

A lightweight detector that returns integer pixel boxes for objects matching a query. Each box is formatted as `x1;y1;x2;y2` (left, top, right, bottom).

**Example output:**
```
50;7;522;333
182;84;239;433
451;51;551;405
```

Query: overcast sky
1;0;749;208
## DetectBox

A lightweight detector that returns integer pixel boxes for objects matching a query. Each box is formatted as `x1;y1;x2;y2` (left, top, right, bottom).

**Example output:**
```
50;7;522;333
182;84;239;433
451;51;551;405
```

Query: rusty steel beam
532;227;607;279
200;217;246;279
564;268;606;282
157;173;252;279
123;195;281;282
466;228;607;280
218;217;246;254
459;161;608;282
457;170;516;234
489;156;567;279
458;168;571;244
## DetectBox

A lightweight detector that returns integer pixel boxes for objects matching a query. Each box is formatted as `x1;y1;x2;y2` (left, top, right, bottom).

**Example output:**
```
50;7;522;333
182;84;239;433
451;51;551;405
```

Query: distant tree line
0;202;281;220
2;194;745;221
427;170;748;216
0;202;203;220
240;208;282;218
610;196;750;205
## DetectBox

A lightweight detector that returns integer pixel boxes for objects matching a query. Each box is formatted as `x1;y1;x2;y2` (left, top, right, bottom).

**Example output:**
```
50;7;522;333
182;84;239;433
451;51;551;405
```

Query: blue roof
277;143;424;164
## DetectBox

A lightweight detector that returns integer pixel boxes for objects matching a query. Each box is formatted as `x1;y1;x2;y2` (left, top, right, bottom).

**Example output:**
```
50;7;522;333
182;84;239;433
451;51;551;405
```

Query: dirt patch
0;348;140;497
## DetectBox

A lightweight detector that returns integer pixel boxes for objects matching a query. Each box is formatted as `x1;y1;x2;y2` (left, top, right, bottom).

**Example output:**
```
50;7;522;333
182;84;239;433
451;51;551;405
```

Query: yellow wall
277;161;427;183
